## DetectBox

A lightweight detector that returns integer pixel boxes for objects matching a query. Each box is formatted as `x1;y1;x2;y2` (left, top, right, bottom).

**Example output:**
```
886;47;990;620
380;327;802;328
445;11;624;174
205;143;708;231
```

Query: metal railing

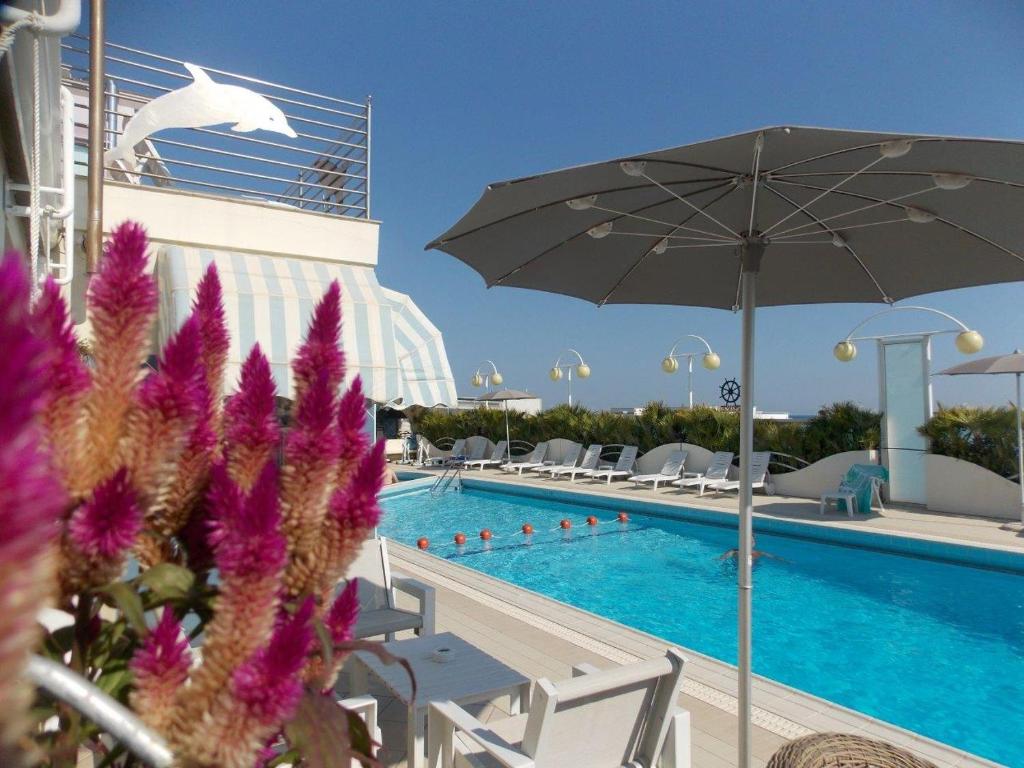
61;35;371;219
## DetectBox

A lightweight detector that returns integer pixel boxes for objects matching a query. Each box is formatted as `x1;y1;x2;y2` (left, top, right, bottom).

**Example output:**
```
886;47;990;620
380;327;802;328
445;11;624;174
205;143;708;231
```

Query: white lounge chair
672;451;734;496
463;440;508;470
502;442;549;474
350;537;436;641
536;443;582;477
632;450;688;490
551;443;602;481
586;445;639;484
702;451;774;496
427;648;691;768
424;438;466;467
452;440;486;466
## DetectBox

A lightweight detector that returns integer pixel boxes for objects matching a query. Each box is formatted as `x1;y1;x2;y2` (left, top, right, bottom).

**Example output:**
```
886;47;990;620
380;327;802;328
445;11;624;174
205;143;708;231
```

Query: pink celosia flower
210;461;287;580
192;263;230;402
67;467;141;559
224;345;279;492
231;598;315;726
0;252;63;747
330;440;386;531
325;578;360;645
29;277;90;488
130;607;191;733
80;221;158;493
291;281;344;401
335;376;368;487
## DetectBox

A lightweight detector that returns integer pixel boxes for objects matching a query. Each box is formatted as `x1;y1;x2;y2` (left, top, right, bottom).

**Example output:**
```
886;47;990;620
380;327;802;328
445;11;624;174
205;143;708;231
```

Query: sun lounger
449;440;485;467
536;442;583;476
702;451;773;496
462;440;508;470
428;648;691;768
585;445;639;484
672;451;734;495
632;449;687;489
424;438;465;467
501;442;549;474
550;443;602;481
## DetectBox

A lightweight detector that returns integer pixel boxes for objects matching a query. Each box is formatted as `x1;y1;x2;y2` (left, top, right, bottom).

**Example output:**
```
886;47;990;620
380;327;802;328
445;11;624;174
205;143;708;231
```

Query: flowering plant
0;222;388;767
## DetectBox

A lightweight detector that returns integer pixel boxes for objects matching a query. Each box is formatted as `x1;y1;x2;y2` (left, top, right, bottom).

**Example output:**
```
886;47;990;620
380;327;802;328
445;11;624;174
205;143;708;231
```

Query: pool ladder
431;463;463;496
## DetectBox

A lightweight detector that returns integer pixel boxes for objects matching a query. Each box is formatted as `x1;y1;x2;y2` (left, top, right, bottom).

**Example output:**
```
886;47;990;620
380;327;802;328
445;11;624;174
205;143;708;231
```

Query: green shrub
920;405;1020;478
413;401;881;469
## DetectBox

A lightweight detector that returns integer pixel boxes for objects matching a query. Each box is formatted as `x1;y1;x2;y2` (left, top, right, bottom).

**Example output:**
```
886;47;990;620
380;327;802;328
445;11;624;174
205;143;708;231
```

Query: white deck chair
350;538;436;640
551;444;603;481
502;442;549;474
537;443;582;476
463;440;508;470
702;451;774;496
428;648;691;768
631;450;688;490
424;438;466;466
672;451;734;496
586;446;639;484
453;440;487;465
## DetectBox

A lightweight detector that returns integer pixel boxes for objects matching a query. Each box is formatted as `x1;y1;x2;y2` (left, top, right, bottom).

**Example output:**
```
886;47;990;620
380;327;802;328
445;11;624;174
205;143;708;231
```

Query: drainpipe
86;0;104;274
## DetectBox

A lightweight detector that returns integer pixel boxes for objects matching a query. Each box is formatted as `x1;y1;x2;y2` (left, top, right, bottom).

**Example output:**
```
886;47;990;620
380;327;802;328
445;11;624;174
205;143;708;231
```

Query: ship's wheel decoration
719;378;741;406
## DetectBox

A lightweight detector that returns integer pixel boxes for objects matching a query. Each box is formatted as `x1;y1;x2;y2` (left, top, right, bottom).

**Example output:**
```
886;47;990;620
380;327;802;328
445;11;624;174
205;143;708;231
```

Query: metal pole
364;95;372;219
504;400;511;455
737;239;763;768
1017;368;1023;524
567;367;573;407
85;0;105;274
687;356;694;409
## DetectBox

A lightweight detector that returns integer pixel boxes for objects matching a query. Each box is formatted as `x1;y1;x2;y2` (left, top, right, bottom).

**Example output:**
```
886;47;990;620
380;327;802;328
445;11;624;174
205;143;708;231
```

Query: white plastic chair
631;450;688;490
464;440;509;470
672;451;734;495
586;446;639;484
501;442;549;474
550;444;602;481
536;443;582;477
350;538;436;640
702;451;774;496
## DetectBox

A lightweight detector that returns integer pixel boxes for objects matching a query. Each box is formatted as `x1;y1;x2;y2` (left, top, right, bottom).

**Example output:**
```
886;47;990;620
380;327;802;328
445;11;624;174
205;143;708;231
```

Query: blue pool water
381;482;1024;766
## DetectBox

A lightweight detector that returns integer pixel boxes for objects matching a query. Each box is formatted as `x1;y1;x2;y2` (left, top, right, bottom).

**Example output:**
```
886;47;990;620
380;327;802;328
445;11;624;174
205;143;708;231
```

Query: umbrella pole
737;242;763;768
1017;372;1023;525
505;400;511;458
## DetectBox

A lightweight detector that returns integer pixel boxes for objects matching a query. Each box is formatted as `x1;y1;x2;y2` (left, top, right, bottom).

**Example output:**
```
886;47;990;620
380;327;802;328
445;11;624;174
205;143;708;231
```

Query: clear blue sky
93;1;1024;412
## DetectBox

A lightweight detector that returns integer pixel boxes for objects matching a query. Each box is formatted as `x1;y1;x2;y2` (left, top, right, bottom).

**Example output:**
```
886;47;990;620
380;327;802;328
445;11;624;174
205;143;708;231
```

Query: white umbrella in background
428;126;1024;767
936;350;1024;526
478;388;536;452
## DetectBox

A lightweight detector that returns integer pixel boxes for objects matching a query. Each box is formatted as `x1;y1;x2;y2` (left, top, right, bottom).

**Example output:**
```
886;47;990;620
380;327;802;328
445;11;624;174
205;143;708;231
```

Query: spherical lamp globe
576;363;591;379
833;341;857;362
471;373;483;387
549;367;563;381
955;330;984;355
702;352;721;370
662;356;679;373
490;371;504;386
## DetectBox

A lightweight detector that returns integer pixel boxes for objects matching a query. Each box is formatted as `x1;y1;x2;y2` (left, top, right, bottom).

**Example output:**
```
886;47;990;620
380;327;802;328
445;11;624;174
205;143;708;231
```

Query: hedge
412;401;881;469
919;405;1021;479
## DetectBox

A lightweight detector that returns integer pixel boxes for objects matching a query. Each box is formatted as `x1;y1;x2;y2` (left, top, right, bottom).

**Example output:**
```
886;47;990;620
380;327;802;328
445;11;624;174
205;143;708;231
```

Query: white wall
925;454;1022;520
772;450;878;499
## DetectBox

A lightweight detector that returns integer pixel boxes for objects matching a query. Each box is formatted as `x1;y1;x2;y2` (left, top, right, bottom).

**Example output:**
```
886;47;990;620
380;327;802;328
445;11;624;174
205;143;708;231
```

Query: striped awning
156;246;456;407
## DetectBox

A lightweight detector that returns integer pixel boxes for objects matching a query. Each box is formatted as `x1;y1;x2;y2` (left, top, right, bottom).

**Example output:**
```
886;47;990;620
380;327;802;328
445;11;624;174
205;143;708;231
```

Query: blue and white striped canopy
156;246;456;407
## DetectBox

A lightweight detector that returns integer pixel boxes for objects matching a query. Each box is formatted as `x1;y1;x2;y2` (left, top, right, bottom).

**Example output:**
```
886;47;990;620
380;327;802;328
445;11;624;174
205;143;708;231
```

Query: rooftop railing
61;34;371;219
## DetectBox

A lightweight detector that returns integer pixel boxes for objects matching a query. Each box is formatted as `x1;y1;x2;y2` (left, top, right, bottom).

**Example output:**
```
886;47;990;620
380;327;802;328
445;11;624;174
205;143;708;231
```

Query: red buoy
454;532;467;546
617;511;629;523
480;529;493;541
417;537;430;550
521;523;534;535
560;519;572;529
586;515;598;526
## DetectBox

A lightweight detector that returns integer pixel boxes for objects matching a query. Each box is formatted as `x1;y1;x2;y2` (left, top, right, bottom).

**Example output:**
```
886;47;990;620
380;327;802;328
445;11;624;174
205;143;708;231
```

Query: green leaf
98;582;147;636
95;667;133;698
283;688;382;768
138;563;195;602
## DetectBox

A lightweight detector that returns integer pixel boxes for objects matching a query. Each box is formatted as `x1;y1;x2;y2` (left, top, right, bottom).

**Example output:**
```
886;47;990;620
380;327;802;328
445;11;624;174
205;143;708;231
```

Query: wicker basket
767;733;939;768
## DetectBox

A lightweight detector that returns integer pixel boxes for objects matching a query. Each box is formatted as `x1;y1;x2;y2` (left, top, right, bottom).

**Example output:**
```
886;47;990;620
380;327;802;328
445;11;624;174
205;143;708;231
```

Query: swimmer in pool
719;535;784;564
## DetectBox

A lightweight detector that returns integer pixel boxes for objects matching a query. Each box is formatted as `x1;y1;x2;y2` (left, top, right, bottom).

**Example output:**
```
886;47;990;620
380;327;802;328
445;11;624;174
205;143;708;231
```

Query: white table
348;632;531;768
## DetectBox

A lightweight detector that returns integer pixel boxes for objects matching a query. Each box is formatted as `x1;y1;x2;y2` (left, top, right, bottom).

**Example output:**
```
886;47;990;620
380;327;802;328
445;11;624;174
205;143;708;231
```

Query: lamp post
833;305;983;363
661;334;721;408
470;360;504;404
549;349;590;406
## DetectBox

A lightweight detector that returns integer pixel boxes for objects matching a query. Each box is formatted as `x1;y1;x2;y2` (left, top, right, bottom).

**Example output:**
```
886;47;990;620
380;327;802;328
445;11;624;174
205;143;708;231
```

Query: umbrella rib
771;217;910;238
613;231;740;243
592;204;738;241
638;172;743;239
748;132;765;233
768;182;939;238
765;139;913;175
771;178;1024;265
489;180;736;286
427;175;733;249
761;155;887;236
597;184;741;306
762;183;891;301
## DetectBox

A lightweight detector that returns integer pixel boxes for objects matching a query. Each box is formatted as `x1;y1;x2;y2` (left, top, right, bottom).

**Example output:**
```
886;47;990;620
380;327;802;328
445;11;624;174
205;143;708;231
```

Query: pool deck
360;466;1016;768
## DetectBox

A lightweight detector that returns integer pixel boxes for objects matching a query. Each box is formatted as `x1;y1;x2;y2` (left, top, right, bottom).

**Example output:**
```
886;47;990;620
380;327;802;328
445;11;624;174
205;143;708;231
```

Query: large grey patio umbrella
937;351;1024;524
478;388;535;451
427;126;1024;768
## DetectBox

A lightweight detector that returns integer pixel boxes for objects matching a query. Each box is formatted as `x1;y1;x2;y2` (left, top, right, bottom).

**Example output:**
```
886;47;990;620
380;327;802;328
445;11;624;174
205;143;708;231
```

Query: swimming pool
380;479;1024;766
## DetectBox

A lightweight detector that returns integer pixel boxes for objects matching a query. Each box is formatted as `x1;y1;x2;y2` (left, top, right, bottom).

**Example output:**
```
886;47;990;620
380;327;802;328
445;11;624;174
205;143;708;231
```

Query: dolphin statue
105;63;297;168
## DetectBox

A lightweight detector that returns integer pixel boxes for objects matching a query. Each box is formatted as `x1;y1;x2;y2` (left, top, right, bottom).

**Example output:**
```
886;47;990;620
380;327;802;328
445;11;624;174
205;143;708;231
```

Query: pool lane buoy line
415;512;641;559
